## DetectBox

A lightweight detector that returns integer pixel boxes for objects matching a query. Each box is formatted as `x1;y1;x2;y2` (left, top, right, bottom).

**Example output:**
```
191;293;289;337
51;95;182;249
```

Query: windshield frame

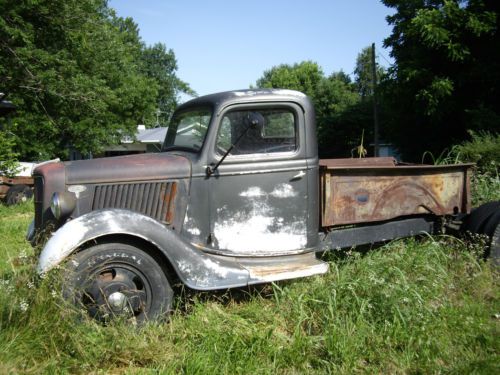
162;106;213;153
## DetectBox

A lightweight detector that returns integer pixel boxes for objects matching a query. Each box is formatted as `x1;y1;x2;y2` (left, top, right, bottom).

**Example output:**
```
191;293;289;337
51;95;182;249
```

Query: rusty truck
28;89;500;322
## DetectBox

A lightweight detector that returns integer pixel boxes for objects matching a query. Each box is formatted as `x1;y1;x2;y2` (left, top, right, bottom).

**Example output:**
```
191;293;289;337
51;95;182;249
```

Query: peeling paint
187;227;201;236
215;185;306;254
270;183;298;198
183;206;202;237
232;89;306;98
239;187;265;197
68;185;86;198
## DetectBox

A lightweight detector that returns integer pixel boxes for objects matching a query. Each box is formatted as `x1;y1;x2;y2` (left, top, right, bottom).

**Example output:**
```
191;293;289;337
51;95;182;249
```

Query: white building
69;125;167;160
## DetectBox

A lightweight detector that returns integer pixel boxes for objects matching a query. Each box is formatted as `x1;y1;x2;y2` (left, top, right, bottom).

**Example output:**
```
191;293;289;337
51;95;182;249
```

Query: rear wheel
65;242;173;323
5;184;33;205
462;201;499;234
490;223;500;271
462;201;500;261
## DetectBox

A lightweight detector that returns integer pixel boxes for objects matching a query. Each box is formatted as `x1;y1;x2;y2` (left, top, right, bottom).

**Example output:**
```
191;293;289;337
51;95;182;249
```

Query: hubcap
108;291;128;311
81;266;149;321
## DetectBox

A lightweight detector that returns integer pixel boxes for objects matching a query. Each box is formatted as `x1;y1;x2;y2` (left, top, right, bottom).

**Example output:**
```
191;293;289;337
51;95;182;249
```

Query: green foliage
353;46;386;98
381;0;500;160
141;43;196;126
0;0;192;160
0;203;498;373
455;131;500;175
0;130;19;176
315;74;368;157
455;131;500;205
255;61;379;157
422;132;500;205
255;61;324;99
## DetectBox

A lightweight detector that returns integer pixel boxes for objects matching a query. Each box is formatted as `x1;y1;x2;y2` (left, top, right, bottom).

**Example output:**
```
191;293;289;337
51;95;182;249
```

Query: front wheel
65;242;173;323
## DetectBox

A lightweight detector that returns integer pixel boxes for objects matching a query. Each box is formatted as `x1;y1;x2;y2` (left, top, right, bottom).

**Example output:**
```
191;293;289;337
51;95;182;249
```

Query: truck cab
169;90;319;257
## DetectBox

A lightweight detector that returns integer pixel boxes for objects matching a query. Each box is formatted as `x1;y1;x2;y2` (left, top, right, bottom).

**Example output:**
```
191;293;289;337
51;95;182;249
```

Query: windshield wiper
206;112;263;177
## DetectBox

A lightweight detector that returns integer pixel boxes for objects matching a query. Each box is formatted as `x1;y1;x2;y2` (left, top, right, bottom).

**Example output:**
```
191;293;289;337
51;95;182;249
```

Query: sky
109;0;395;98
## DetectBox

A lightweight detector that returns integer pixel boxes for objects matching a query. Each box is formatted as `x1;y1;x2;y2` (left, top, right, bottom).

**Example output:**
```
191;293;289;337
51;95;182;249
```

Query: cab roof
176;89;313;114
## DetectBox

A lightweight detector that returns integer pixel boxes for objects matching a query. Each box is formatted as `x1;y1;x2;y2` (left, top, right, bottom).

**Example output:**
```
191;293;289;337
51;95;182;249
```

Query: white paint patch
176;258;231;288
203;258;230;278
270;183;297;198
183;208;202;237
38;210;149;274
38;218;90;273
187;227;201;236
232;89;306;98
215;186;306;254
68;185;86;198
239;186;265;197
215;216;306;254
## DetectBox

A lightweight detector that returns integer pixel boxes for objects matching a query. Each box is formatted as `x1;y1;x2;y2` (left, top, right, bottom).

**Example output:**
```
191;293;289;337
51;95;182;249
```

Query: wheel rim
16;192;27;203
80;263;152;321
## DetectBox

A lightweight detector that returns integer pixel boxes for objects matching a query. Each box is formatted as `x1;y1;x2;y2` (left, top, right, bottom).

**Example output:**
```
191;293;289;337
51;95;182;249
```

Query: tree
314;73;364;157
254;62;366;157
0;0;192;160
255;61;324;99
354;46;386;99
141;43;196;126
381;0;500;160
0;97;19;175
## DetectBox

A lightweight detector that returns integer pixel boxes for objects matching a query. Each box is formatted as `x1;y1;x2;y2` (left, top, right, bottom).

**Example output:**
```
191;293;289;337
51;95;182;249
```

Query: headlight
50;192;76;220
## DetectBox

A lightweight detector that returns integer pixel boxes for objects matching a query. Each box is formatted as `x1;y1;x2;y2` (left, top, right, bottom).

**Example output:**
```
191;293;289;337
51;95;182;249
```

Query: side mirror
245;112;264;129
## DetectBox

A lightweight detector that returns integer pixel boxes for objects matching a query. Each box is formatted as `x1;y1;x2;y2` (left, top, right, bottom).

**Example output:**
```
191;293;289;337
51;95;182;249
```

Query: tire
65;242;173;323
5;184;33;205
461;201;500;260
462;201;500;234
490;222;500;271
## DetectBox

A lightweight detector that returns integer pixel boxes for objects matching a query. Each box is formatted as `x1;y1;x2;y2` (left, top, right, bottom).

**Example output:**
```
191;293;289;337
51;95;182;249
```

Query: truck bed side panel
320;158;472;227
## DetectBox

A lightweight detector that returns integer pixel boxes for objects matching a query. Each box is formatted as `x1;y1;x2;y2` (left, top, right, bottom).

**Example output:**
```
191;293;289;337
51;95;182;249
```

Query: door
208;104;309;256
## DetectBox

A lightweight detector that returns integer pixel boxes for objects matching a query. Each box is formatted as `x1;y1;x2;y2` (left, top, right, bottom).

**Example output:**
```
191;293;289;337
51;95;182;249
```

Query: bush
455;131;500;176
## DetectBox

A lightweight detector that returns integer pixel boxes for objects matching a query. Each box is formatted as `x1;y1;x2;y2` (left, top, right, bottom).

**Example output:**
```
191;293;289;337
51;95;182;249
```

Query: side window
216;108;297;156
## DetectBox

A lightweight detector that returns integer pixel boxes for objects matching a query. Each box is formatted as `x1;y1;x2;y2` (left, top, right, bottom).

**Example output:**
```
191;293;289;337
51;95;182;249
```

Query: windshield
162;108;212;152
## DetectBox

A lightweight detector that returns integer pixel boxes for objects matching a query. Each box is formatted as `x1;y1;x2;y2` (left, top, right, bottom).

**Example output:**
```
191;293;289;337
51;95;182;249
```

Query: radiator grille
92;182;177;224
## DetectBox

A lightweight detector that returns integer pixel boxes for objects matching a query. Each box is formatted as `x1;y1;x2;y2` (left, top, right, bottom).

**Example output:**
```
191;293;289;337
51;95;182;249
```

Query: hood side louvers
92;181;177;225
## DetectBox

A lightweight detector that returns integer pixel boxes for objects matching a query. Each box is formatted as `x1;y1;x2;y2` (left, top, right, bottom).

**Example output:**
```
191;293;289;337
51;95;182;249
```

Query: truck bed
319;157;472;227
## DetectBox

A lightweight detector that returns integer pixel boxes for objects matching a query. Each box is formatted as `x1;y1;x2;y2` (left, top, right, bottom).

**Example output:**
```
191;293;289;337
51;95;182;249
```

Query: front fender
37;209;250;290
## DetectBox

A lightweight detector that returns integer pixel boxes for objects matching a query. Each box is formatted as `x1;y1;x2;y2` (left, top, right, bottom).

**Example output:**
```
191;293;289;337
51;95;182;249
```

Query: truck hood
64;152;191;184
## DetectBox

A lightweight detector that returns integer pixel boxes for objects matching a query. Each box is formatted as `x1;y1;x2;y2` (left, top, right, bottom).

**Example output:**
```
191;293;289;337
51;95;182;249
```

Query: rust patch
320;157;396;169
320;159;473;227
248;263;307;277
164;182;177;224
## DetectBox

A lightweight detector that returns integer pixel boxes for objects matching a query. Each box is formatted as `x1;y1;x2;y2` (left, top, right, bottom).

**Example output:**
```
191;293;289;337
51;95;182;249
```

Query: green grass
0;200;499;374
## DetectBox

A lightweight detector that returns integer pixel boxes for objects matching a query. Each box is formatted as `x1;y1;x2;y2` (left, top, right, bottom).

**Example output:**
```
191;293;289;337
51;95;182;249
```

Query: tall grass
422;131;500;206
0;201;498;373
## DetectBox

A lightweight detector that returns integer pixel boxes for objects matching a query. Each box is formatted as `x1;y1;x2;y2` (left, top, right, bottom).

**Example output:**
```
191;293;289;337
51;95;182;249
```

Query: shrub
455;131;499;176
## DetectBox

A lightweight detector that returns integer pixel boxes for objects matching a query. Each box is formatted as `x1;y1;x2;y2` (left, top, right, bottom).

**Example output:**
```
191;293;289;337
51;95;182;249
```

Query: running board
239;252;329;285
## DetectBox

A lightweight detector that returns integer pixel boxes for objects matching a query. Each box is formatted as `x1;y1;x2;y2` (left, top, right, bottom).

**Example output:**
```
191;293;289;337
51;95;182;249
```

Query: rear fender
37;209;249;290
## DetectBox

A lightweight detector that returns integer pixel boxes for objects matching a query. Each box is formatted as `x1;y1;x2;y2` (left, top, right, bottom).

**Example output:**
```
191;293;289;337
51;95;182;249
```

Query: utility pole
371;42;380;157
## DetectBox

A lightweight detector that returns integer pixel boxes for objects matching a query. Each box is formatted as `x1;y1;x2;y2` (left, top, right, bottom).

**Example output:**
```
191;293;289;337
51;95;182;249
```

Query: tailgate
320;157;473;227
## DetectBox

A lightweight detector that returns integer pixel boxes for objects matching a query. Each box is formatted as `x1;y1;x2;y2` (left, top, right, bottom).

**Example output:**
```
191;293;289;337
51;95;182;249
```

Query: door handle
291;171;306;180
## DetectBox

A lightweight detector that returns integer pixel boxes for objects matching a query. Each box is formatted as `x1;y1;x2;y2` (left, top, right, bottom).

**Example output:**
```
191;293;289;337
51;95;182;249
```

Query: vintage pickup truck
28;89;499;322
